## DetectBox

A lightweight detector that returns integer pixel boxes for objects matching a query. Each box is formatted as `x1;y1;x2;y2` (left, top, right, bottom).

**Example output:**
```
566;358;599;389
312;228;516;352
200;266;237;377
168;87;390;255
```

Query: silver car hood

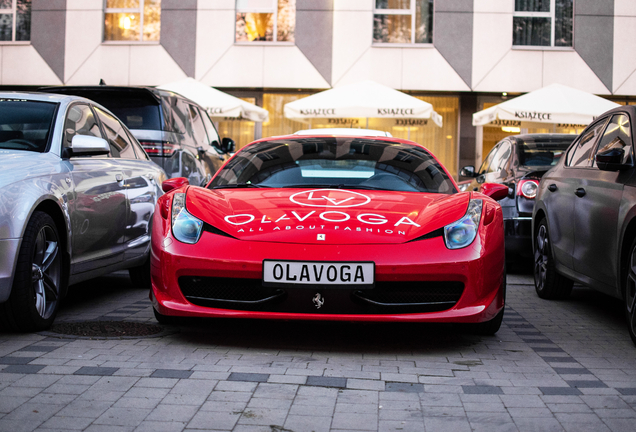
0;150;64;189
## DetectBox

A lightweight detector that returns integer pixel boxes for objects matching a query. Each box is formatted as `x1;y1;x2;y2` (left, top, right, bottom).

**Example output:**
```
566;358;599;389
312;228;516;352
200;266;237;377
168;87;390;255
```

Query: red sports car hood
186;187;470;244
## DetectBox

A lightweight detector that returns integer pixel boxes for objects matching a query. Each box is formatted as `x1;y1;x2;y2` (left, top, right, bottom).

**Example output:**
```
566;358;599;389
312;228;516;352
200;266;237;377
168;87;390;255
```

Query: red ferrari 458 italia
150;133;508;334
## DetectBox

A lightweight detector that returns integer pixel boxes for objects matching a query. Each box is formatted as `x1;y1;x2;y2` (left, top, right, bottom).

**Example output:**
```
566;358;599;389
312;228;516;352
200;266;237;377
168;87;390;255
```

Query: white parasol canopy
473;83;619;127
284;80;443;127
158;77;269;122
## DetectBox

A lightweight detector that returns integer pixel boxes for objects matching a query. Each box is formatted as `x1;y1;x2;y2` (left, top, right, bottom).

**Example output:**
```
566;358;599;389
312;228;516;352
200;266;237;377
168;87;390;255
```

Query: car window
188;104;210;148
0;99;57;153
479;144;500;175
94;107;137;159
567;118;609;167
64;104;102;148
198;106;220;146
593;113;632;167
125;128;150;161
492;141;512;172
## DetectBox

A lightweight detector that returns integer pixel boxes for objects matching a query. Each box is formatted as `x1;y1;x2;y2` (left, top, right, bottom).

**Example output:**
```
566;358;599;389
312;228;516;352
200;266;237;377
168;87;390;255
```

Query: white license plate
263;260;374;287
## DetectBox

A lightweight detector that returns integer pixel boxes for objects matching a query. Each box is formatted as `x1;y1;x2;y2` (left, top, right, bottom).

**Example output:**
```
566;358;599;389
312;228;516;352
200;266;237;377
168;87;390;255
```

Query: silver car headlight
171;192;203;244
443;199;483;249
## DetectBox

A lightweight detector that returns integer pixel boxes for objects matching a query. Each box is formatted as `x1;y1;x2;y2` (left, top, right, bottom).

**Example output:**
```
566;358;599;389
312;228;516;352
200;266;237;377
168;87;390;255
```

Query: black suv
41;86;234;185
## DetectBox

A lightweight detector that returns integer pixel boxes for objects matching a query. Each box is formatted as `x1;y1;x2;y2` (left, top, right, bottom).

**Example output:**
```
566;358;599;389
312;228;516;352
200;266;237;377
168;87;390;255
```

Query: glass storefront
224;92;459;178
217;97;257;151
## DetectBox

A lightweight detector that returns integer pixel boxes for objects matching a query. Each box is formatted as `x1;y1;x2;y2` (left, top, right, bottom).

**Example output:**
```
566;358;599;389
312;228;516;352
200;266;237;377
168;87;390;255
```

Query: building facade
1;0;633;178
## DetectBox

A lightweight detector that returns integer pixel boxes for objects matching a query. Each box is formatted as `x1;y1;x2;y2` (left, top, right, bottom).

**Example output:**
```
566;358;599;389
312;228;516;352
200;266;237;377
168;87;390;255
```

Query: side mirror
197;146;206;156
596;148;629;171
221;137;235;154
68;135;110;157
460;165;476;177
480;183;509;201
162;177;189;193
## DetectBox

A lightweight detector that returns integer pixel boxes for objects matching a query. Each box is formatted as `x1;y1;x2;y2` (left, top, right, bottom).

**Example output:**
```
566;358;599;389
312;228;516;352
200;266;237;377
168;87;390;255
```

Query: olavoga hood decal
185;187;470;245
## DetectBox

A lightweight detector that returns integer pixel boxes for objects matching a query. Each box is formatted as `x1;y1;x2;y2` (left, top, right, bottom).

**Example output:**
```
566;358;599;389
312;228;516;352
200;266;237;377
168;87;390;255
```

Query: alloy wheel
31;225;60;320
534;224;549;291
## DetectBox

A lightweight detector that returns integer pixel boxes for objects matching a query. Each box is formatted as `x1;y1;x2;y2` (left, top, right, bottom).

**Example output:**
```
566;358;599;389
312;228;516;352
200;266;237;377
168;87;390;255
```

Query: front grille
178;276;464;314
357;281;464;304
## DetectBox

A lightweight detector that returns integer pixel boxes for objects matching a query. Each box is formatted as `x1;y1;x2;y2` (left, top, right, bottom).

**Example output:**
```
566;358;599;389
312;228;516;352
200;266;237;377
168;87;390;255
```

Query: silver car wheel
31;225;60;320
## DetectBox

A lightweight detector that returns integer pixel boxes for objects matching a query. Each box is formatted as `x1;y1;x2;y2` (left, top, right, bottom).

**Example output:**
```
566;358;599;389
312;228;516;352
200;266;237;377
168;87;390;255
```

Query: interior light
502;126;521;133
119;15;132;30
446;135;452;139
502;92;508;97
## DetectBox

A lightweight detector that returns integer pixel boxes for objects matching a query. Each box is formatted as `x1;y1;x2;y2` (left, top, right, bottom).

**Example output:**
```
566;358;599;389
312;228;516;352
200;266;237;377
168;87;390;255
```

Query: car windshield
518;140;573;167
209;137;457;193
0;99;57;152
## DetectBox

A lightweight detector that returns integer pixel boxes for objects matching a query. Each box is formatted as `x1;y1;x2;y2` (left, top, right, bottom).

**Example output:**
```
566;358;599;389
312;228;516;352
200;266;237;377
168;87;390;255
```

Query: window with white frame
373;0;433;44
236;0;295;43
513;0;573;47
104;0;161;42
0;0;31;42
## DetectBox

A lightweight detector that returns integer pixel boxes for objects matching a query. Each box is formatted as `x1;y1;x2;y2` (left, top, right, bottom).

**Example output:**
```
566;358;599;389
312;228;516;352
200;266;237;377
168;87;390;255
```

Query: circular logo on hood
290;189;371;208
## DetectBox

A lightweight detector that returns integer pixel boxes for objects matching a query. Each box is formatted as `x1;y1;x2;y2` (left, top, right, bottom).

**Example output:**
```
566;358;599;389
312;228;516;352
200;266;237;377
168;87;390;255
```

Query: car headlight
443;199;483;249
171;192;203;244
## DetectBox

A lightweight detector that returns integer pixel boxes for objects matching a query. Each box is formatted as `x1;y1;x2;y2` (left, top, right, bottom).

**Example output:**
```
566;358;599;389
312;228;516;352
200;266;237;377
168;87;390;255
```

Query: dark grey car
532;106;636;345
40;86;234;186
0;92;166;332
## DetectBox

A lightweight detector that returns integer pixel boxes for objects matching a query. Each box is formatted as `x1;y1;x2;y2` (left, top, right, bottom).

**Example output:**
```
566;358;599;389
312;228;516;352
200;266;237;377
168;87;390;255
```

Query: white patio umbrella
473;83;619;127
284;80;443;127
158;77;269;122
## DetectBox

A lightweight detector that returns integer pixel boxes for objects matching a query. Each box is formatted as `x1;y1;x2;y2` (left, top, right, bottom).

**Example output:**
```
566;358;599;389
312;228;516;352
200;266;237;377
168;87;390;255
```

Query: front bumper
503;217;532;257
0;238;20;303
150;228;505;323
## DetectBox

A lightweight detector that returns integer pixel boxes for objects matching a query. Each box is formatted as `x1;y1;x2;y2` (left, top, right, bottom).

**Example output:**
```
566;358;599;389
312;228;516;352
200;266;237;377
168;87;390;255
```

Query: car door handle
548;184;557;192
575;188;586;197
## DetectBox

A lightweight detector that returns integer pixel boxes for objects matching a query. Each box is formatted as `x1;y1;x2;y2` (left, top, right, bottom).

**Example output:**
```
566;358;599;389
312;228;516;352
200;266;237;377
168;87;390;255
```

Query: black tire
622;238;636;346
128;256;151;289
534;218;573;299
0;212;64;332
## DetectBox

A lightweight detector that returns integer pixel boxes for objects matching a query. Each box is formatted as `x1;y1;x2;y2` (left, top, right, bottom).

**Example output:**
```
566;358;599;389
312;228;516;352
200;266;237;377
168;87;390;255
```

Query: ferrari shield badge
313;293;324;309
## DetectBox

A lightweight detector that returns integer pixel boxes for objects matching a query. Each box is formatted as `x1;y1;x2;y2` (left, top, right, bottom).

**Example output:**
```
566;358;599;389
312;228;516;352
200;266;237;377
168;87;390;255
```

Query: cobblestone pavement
1;270;636;432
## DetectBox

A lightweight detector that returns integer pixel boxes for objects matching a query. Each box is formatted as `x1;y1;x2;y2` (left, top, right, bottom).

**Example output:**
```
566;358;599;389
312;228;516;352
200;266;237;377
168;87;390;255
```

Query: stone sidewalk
1;271;636;432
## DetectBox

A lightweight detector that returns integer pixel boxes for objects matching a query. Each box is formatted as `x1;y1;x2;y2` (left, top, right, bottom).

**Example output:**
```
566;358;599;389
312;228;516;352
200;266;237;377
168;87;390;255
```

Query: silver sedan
0;92;166;331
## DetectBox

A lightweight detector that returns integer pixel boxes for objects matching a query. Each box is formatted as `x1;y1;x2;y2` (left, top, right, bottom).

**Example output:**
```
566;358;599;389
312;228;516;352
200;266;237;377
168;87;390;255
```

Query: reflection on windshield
520;142;571;167
209;137;456;194
0;99;57;153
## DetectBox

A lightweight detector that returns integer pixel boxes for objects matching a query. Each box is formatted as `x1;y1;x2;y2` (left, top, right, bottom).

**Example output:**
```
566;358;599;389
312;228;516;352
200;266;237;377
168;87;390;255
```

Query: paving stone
0;356;38;365
74;367;119;376
616;388;636;395
385;382;424;393
462;385;503;395
331;412;378;431
188;410;240;430
553;368;592;375
150;369;193;379
1;365;46;374
306;376;347;388
284;415;332;432
567;381;608;389
227;372;269;383
541;387;583;396
18;346;59;353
